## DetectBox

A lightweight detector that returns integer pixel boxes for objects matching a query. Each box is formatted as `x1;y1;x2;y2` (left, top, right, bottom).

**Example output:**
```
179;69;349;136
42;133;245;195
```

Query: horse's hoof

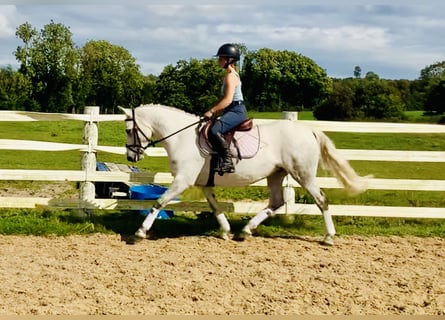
125;235;144;245
134;227;147;240
218;230;230;240
322;234;334;246
233;227;252;241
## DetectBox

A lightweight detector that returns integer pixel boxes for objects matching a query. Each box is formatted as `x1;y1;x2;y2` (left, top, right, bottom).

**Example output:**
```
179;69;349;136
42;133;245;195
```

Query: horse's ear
118;106;132;118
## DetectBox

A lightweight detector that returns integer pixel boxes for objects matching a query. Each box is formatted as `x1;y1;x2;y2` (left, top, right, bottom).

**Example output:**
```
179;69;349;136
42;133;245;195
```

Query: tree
353;66;361;79
154;58;222;115
0;66;31;110
14;22;38;76
242;48;332;111
419;61;445;80
14;22;42;111
77;40;144;113
234;42;247;71
15;20;78;112
425;79;445;114
364;71;379;81
354;77;405;119
391;79;417;111
140;74;158;104
419;61;445;114
314;79;361;120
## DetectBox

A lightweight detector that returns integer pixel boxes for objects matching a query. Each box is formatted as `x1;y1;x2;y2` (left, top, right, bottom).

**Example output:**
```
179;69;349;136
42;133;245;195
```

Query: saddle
198;118;260;160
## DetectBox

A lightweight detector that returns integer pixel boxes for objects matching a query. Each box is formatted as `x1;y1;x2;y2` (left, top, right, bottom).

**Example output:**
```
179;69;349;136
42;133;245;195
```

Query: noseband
125;108;205;154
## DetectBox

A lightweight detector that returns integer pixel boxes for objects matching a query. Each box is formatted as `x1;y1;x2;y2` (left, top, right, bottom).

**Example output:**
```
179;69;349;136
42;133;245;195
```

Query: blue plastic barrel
129;184;174;219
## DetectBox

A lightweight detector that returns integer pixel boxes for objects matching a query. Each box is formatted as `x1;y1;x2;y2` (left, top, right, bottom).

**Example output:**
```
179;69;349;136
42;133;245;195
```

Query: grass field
0;111;444;237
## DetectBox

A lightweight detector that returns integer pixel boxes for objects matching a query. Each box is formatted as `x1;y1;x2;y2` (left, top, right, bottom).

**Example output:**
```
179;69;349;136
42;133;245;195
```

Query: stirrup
217;158;235;176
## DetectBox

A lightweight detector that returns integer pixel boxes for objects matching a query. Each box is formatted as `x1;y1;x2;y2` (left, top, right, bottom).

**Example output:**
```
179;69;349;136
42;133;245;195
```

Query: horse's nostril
127;156;133;162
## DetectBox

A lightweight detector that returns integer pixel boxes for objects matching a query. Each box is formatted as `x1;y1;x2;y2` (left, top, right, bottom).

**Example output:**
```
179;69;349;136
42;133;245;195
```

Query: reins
146;118;205;147
126;108;205;151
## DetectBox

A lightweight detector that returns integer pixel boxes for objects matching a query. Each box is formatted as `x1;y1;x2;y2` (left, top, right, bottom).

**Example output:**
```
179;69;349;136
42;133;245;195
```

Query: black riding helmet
216;43;240;68
216;43;240;60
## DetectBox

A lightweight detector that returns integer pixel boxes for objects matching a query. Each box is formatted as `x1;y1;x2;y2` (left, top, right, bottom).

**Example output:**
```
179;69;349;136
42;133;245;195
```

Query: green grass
248;110;315;120
0;209;443;238
0;111;444;237
326;132;445;151
405;110;425;120
0;121;85;144
404;110;444;123
0;209;102;236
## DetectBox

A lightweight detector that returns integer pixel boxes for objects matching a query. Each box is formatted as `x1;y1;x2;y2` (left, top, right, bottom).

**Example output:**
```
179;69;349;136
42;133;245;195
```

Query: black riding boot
211;132;235;175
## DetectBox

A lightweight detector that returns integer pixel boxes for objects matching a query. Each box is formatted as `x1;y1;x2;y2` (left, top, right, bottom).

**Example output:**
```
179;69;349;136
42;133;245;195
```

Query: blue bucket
129;184;168;200
129;184;174;219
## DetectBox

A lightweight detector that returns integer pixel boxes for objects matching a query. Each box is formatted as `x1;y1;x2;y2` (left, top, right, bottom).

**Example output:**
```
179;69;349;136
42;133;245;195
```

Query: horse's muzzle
127;151;144;162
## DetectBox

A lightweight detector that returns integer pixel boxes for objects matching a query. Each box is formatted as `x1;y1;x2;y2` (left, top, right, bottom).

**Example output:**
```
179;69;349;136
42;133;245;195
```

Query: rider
204;43;247;175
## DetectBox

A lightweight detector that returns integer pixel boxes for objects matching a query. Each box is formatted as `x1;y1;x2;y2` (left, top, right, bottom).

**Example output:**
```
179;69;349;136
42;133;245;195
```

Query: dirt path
0;234;444;315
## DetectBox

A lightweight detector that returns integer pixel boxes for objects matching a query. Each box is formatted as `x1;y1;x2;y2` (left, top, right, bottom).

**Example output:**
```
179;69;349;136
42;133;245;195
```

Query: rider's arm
204;71;237;118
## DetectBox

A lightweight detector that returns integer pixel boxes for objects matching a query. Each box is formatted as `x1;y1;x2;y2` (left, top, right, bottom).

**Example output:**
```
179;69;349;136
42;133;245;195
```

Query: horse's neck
138;105;198;150
138;105;195;136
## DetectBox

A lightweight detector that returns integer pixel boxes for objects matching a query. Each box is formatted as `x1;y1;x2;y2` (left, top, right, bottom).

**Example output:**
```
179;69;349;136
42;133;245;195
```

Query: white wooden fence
1;107;444;219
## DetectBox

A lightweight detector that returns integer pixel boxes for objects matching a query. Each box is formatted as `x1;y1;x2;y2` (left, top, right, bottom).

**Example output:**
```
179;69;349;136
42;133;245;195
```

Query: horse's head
119;106;152;162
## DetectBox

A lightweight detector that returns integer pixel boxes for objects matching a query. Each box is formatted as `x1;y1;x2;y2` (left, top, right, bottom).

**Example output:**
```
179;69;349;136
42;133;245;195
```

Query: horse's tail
313;130;368;195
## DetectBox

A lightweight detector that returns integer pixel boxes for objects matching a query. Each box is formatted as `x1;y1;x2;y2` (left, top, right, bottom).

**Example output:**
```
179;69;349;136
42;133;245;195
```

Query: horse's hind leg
293;174;336;246
240;170;287;239
202;186;231;240
314;189;335;246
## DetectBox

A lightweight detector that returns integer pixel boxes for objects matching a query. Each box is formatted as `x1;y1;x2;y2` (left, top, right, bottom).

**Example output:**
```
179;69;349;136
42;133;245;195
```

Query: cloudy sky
1;1;444;80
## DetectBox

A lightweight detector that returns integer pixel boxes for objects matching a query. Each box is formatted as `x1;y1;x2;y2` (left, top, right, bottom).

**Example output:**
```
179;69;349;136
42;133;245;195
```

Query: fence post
282;111;298;121
281;111;298;215
79;106;99;215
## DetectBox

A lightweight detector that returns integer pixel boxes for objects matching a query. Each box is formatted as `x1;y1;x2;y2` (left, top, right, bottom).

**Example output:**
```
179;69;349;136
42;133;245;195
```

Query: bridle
125;108;205;155
125;109;152;155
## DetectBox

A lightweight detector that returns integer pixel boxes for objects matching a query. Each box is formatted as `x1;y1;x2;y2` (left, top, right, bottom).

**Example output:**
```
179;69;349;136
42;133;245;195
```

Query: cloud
0;5;21;38
1;3;444;79
216;24;390;50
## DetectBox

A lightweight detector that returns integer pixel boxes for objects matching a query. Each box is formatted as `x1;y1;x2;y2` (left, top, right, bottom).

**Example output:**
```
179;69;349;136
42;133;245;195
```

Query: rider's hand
203;110;214;120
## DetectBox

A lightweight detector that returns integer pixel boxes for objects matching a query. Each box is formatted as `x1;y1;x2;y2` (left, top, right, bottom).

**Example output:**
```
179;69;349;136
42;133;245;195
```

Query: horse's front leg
202;187;231;240
239;171;285;240
134;177;191;240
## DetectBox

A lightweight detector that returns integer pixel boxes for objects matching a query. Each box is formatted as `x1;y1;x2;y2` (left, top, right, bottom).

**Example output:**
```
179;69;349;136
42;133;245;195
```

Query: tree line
1;21;444;122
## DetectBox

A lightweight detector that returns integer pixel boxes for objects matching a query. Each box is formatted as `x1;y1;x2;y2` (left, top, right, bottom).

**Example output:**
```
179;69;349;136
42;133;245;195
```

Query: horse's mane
138;103;197;118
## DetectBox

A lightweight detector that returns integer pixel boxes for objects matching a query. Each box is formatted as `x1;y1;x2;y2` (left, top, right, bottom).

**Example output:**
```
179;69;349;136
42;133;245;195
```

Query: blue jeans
209;103;247;136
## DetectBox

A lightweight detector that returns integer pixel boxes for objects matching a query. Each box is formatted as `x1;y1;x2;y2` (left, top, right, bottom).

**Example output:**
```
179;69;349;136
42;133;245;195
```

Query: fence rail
0;108;444;219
